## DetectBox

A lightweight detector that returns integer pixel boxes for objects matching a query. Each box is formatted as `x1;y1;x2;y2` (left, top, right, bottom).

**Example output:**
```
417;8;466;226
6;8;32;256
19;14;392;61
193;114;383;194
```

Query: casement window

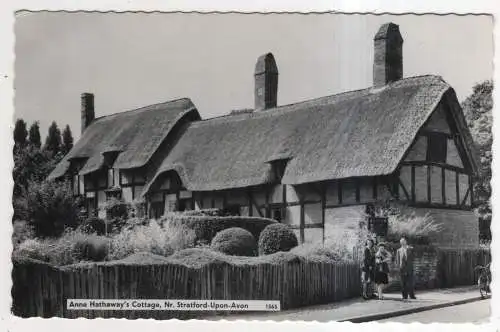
267;204;284;222
178;198;193;212
368;217;388;237
150;202;165;219
427;133;448;163
72;174;80;196
85;194;97;217
108;168;115;187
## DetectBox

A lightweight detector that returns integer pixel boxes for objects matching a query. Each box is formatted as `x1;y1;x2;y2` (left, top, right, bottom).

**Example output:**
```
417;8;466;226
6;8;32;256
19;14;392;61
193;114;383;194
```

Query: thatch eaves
48;98;199;180
142;75;478;194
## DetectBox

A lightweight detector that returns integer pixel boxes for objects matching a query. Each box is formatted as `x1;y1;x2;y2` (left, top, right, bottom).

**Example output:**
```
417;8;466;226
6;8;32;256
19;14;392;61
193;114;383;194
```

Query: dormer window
427;132;448;163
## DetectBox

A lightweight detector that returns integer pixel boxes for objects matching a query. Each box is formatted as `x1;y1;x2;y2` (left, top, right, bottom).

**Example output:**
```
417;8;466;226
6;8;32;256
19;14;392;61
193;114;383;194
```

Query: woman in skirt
374;242;392;300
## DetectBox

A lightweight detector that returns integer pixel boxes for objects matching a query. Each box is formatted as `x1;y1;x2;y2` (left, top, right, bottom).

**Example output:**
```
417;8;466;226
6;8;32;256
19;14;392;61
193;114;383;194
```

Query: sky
14;12;493;140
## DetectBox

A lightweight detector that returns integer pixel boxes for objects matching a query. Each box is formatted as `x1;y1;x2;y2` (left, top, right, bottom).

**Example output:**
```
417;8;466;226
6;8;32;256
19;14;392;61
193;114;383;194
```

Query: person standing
361;239;376;299
395;236;416;300
374;242;391;300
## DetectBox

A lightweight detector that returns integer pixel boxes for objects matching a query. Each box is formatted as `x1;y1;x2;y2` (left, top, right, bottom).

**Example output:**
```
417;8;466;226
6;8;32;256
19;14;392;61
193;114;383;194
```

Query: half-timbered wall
397;104;473;209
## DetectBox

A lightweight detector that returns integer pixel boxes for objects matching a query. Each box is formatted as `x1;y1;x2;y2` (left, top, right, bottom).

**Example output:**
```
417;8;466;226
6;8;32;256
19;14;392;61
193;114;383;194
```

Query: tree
13;119;28;147
461;80;493;241
28;121;42;149
44;121;62;155
12;145;57;220
62;124;74;155
15;179;84;237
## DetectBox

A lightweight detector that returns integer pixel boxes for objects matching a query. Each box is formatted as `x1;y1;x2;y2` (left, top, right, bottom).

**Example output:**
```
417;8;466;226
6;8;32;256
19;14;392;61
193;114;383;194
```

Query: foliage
387;210;442;245
210;227;257;256
14;231;110;266
108;219;196;260
72;233;110;262
163;213;276;245
12;220;35;249
15;180;84;238
77;216;107;235
62;124;74;155
102;197;130;233
461;80;493;239
28;121;41;149
13;145;57;199
13;119;28;147
44;121;62;155
258;223;298;255
181;209;223;217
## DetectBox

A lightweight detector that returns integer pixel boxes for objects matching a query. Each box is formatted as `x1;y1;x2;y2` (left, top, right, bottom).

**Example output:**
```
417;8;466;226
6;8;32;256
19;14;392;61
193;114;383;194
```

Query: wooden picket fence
437;248;491;288
12;247;489;319
12;257;362;319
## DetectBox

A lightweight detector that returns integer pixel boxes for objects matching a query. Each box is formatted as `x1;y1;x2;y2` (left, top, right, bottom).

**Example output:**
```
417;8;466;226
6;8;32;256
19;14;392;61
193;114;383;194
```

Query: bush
258;223;298;255
387;211;443;245
108;220;196;260
163;213;276;244
78;216;107;235
72;234;110;262
181;209;223;217
14;231;110;266
210;227;257;256
15;180;84;237
103;197;131;233
15;238;51;262
12;220;35;249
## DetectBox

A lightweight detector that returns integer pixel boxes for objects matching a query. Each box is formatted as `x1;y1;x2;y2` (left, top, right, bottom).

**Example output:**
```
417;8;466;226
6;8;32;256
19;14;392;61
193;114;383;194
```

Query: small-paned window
108;168;114;187
72;175;79;196
150;202;164;219
268;204;283;222
427;133;448;163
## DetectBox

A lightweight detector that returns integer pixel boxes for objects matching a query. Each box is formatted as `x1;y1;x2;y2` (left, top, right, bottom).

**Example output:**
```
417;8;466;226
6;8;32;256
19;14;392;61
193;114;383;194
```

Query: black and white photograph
10;11;493;323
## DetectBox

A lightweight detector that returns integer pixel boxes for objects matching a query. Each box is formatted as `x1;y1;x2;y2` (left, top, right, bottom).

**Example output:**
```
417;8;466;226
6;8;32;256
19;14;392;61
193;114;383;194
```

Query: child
374;242;391;300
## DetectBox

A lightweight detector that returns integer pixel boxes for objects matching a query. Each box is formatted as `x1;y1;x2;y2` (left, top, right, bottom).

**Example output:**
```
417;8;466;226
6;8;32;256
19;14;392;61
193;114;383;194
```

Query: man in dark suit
395;236;416;300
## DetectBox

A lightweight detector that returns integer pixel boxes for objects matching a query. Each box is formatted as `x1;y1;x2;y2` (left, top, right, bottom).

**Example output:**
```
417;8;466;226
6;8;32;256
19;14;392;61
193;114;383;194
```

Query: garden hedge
164;214;277;244
210;227;257;256
258;223;298;255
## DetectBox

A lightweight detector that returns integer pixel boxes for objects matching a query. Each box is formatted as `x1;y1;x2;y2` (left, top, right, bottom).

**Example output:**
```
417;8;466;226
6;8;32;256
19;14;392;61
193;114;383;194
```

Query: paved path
209;286;483;322
377;299;490;323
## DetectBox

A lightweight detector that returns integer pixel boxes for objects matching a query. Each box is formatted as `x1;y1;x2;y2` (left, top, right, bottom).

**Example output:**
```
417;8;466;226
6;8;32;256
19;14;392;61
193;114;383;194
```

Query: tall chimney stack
254;53;278;111
81;92;95;134
373;22;403;87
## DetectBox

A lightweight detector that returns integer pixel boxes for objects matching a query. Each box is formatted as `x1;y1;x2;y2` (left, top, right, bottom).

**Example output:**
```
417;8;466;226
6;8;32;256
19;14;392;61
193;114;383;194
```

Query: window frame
426;132;448;164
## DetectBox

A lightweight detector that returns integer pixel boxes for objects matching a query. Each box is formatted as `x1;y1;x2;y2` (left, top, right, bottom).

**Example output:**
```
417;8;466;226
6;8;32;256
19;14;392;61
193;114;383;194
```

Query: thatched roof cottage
49;22;480;248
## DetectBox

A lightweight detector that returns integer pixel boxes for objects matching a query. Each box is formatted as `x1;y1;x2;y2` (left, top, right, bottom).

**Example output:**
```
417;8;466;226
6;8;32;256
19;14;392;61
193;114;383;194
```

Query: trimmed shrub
258;223;298;255
181;209;223;217
210;227;257;256
72;235;110;262
163;213;276;244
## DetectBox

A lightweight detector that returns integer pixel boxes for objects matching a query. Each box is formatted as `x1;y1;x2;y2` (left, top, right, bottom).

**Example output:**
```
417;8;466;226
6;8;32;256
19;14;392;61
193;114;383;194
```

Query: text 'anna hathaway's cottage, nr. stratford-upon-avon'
48;22;480;249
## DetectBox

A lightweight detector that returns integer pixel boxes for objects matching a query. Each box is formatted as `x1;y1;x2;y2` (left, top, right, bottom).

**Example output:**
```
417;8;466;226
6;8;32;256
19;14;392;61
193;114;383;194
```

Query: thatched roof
142;75;478;194
48;98;199;179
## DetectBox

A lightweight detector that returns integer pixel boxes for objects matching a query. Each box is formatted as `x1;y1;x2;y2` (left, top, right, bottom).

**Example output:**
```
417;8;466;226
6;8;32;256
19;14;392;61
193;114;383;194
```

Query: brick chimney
81;92;95;134
254;53;278;111
373;22;403;87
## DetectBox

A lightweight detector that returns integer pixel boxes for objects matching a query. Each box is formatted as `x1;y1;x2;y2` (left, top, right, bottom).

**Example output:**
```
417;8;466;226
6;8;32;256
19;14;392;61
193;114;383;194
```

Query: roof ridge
192;75;447;127
94;97;193;122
